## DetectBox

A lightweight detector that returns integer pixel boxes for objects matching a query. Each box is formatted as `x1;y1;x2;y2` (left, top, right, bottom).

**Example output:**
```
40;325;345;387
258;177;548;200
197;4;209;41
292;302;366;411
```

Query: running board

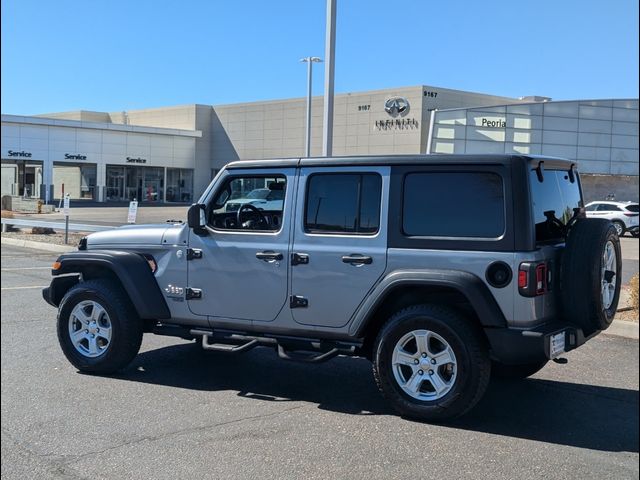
189;328;358;363
201;336;259;353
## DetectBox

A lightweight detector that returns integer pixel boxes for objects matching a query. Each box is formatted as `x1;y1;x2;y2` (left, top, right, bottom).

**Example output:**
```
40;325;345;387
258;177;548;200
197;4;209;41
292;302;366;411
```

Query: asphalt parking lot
1;244;638;480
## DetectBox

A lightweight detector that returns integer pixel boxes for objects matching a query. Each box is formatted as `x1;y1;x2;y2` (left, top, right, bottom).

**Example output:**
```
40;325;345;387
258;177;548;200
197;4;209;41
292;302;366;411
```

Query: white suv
585;201;639;237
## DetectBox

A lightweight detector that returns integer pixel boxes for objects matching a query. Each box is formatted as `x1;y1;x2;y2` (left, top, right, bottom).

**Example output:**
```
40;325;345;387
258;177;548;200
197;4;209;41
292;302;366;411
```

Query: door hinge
289;295;308;308
186;288;202;300
187;248;203;260
291;252;309;266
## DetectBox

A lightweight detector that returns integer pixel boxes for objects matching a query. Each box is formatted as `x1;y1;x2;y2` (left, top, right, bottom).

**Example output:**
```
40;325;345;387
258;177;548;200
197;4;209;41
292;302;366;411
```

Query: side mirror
187;203;206;232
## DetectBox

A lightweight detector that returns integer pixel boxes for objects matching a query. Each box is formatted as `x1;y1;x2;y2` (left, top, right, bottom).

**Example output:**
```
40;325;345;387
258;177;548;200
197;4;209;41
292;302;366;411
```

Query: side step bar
189;328;358;363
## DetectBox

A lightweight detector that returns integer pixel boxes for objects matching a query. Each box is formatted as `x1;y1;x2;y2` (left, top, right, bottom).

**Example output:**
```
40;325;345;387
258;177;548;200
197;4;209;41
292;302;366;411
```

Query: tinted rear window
402;172;505;238
530;169;582;243
626;204;639;213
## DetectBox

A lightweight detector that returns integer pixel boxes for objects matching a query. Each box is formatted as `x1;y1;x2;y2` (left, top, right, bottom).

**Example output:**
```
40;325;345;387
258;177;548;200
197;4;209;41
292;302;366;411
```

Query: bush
31;227;56;235
630;274;639;311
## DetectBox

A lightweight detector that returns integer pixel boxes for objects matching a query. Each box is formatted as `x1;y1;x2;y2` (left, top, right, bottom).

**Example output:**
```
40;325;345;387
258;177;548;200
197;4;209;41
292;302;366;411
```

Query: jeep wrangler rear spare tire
372;304;490;421
561;219;622;332
57;279;143;374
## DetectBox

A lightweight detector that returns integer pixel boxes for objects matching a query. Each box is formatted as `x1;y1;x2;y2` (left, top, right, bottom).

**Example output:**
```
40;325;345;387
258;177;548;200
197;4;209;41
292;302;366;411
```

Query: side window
403;172;505;238
304;173;382;234
585;204;599;212
209;175;286;231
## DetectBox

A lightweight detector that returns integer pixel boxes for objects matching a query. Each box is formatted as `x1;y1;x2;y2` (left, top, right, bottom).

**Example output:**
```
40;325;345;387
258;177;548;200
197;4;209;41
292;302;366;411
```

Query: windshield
530;168;583;244
246;189;270;199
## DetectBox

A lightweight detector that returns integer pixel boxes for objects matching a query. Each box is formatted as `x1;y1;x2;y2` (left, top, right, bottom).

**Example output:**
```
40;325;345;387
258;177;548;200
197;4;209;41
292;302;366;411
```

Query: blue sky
1;0;638;115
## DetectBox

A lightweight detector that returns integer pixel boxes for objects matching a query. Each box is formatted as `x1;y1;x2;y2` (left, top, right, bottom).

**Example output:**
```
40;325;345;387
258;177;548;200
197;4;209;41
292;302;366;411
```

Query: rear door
289;166;389;328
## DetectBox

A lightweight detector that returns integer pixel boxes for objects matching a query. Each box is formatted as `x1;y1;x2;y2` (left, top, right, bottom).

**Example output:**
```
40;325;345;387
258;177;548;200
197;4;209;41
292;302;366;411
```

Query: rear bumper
484;322;601;365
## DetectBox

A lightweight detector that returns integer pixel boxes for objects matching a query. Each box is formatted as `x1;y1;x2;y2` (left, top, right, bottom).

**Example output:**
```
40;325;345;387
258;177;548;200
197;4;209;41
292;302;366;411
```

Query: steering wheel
237;203;268;229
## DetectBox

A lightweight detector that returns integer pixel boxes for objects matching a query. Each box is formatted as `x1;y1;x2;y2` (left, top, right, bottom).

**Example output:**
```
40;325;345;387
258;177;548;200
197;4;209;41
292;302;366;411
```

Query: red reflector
518;270;528;288
535;264;547;295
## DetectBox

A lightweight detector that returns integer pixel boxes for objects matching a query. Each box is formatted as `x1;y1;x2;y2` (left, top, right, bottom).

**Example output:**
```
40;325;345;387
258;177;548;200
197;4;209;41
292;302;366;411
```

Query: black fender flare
349;269;507;337
45;250;170;320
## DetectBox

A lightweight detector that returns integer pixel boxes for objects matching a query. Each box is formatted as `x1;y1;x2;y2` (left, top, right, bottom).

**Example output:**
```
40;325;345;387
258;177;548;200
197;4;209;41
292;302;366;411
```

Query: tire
57;279;143;374
632;230;639;238
491;360;548;379
372;304;490;421
561;219;622;332
611;221;625;237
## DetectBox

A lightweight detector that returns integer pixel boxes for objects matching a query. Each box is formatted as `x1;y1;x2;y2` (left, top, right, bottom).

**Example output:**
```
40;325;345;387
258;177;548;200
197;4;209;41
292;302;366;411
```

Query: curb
604;320;639;340
1;237;76;253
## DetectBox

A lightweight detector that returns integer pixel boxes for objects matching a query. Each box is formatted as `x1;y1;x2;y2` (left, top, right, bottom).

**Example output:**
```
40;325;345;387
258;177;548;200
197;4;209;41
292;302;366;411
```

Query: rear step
189;328;358;363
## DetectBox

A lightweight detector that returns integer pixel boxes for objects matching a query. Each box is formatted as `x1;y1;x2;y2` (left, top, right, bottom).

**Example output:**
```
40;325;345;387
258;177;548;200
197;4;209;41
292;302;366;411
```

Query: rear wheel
57;279;143;374
372;304;490;421
491;360;548;379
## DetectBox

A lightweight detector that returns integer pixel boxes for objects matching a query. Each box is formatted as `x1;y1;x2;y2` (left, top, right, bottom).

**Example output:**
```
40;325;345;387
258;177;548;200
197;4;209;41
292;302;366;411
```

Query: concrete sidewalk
11;205;190;226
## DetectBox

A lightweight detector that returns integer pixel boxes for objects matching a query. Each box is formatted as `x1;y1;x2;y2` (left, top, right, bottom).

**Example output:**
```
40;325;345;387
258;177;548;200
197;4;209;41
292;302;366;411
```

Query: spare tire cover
561;219;622;332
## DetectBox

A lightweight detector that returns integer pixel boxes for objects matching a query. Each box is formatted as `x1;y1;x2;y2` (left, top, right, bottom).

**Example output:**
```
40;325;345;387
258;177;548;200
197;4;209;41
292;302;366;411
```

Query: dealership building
1;84;638;204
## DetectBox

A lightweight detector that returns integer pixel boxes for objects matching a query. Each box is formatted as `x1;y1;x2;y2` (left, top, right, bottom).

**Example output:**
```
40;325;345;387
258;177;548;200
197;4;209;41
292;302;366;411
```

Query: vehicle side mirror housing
187;203;206;232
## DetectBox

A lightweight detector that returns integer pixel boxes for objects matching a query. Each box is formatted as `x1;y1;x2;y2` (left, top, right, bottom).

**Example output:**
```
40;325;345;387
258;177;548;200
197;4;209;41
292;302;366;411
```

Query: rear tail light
518;270;528;289
623;212;638;217
519;261;552;297
535;264;547;295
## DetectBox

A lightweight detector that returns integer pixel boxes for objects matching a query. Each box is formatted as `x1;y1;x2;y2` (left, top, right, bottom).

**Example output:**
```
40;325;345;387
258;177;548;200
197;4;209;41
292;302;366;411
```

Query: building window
167;168;194;203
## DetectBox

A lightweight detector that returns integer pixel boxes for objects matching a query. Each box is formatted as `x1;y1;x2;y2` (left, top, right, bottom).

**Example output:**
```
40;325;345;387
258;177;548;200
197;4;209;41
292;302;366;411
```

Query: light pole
300;56;322;157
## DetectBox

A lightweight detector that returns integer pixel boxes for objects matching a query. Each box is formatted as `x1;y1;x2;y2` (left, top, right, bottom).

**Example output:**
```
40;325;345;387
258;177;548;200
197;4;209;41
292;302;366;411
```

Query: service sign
63;194;70;216
127;200;138;224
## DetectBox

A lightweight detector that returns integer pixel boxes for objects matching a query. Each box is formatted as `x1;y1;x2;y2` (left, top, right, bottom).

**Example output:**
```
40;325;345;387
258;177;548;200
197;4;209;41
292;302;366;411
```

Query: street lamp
300;56;323;157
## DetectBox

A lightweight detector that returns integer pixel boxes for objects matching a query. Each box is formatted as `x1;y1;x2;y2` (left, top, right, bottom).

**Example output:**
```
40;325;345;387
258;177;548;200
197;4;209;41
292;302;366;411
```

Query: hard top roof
225;154;575;170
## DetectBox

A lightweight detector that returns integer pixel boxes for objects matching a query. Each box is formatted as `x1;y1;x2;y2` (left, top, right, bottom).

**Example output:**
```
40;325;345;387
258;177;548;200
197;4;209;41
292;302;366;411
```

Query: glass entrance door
106;166;126;201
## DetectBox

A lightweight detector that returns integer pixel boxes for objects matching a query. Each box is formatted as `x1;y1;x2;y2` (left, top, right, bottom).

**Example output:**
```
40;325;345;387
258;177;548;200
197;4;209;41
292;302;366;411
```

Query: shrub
630;273;639;312
31;227;56;235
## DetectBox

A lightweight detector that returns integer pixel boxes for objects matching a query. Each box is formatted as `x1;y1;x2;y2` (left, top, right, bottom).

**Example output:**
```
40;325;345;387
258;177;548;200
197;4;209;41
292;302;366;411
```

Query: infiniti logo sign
384;97;410;117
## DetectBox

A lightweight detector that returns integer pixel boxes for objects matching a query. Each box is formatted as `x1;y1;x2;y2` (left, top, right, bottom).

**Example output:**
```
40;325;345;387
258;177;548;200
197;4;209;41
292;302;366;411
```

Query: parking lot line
1;285;48;290
1;267;51;271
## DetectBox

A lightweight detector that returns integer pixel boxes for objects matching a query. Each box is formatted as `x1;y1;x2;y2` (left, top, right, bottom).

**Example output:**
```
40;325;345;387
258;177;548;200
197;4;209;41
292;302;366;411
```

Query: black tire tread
57;279;143;374
561;219;621;331
372;304;491;421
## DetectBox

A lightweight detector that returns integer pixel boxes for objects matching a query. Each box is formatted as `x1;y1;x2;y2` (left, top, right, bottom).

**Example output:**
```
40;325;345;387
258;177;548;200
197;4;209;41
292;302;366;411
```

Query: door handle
256;251;283;262
341;254;373;265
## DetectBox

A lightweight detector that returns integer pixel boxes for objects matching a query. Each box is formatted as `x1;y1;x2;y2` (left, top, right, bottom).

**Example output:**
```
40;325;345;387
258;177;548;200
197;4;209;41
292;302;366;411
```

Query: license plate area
549;331;566;358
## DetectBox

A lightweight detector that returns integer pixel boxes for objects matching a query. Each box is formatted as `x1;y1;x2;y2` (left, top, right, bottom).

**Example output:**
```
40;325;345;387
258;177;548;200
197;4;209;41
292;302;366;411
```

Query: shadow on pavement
112;343;638;453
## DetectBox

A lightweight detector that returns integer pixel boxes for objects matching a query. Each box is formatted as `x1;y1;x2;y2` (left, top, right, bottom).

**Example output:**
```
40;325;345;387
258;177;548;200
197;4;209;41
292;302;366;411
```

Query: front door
187;168;295;322
290;166;389;328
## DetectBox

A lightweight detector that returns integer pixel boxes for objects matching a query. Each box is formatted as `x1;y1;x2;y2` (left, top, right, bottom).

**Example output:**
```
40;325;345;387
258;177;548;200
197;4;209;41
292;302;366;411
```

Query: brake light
518;261;550;297
518;270;528;289
623;212;638;217
535;264;547;295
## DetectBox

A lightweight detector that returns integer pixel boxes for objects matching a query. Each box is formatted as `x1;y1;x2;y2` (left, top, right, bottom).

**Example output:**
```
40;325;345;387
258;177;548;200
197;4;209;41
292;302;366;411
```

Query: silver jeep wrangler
43;154;622;421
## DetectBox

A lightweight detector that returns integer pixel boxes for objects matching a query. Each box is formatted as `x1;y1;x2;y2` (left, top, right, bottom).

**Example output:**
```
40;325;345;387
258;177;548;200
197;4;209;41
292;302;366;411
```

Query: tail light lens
519;261;551;297
535;264;547;295
623;212;638;217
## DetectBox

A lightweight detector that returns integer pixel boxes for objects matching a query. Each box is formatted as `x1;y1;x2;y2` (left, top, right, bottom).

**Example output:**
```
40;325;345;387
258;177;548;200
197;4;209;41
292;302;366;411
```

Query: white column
97;163;106;202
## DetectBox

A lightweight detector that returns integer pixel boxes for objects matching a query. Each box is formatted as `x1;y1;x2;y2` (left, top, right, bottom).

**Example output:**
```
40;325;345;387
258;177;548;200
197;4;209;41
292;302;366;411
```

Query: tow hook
552;357;568;364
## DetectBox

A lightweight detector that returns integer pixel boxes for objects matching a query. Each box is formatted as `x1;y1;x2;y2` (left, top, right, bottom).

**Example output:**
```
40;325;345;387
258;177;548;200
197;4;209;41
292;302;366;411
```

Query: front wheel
57;279;143;374
372;304;491;421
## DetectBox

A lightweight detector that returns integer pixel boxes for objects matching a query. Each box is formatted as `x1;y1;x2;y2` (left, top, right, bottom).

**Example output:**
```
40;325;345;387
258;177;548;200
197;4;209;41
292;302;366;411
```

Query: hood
87;223;184;246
